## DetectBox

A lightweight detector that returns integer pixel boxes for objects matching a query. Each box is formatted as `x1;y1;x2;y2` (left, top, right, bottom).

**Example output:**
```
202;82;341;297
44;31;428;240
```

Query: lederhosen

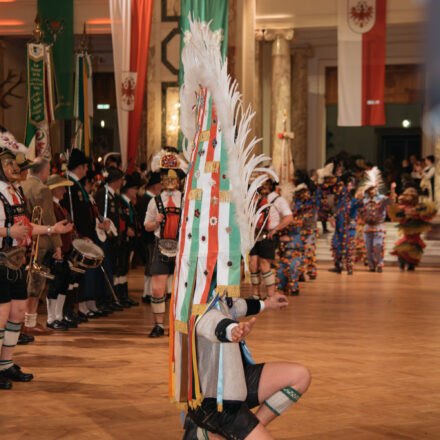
137;192;155;276
0;191;29;303
150;194;181;276
249;196;279;260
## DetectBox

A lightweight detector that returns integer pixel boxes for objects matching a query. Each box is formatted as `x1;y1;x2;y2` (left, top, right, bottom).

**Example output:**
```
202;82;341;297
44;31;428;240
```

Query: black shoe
369;267;376;272
291;290;299;296
142;296;151;304
308;274;316;280
100;305;114;315
0;375;12;389
85;311;101;319
76;312;89;323
61;317;78;329
377;267;383;273
347;270;353;275
407;264;416;271
0;364;33;382
108;301;124;311
149;325;165;338
47;320;69;331
125;297;139;307
17;332;34;345
299;273;306;282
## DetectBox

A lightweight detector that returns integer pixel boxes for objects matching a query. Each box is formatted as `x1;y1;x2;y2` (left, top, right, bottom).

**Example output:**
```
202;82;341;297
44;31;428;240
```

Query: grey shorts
150;244;175;276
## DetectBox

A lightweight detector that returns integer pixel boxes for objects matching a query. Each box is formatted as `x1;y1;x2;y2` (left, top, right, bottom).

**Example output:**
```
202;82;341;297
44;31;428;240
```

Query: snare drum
70;239;104;269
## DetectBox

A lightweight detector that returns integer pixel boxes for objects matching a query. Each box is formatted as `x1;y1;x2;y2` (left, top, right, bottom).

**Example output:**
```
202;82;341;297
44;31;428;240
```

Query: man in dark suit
136;171;162;303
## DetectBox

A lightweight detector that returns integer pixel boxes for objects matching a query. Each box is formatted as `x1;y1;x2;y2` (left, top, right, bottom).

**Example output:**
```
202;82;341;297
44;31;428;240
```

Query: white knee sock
79;301;89;314
24;312;38;328
264;386;302;416
86;300;98;312
46;298;56;324
55;294;67;322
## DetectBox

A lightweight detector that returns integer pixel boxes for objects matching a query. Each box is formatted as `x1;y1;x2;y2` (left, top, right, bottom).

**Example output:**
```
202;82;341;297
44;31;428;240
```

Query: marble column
260;29;294;177
291;45;313;171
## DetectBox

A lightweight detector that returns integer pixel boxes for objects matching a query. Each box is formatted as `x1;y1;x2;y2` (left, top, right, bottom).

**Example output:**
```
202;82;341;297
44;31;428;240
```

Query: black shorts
249;237;278;260
188;363;265;440
150;244;175;276
144;242;155;277
0;265;28;304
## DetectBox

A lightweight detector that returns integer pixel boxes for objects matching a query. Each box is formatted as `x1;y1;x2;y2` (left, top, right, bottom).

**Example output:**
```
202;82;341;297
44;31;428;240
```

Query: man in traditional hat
136;171;162;303
95;167;125;311
145;151;183;338
21;157;63;336
0;130;72;389
116;173;141;307
61;149;110;318
45;175;79;330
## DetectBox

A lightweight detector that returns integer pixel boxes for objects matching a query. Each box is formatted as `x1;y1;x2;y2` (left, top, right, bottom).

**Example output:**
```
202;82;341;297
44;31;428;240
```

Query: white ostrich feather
317;163;334;184
359;166;383;194
180;16;278;256
0;131;28;155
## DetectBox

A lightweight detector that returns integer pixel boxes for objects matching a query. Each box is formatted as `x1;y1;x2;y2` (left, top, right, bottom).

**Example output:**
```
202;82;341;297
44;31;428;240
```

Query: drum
70;239;104;269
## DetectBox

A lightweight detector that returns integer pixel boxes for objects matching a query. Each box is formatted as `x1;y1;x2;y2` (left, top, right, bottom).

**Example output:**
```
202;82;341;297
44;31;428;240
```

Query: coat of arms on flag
348;0;376;34
121;72;137;111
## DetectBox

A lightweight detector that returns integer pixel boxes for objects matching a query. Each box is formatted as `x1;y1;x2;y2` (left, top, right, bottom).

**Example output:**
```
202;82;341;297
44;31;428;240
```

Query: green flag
38;0;74;120
178;0;229;150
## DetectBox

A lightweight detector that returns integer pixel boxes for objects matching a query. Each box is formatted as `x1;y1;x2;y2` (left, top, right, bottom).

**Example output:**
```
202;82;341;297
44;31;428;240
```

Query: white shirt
0;181;21;248
267;192;292;229
144;190;181;238
424;165;435;180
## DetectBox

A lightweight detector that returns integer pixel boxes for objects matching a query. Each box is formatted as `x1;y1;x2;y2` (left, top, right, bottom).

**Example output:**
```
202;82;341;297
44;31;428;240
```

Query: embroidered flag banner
110;0;153;171
337;0;386;126
38;0;74;120
177;0;229;151
73;52;93;155
25;42;57;158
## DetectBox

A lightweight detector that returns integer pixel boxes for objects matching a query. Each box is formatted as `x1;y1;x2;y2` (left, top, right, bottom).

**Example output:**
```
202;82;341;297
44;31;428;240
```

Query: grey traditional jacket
196;297;262;402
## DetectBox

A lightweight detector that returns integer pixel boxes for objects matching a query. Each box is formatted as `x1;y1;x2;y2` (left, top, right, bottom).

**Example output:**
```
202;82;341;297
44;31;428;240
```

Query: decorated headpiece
0;131;28;160
358;166;383;195
316;162;334;184
294;182;308;193
151;148;187;173
169;17;277;412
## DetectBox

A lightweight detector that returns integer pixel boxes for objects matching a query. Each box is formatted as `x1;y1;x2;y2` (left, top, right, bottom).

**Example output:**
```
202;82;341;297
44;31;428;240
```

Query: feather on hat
316;163;334;184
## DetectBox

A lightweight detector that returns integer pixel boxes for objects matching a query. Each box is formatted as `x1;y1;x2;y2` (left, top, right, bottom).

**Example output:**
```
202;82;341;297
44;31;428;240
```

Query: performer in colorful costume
345;178;363;275
293;180;318;280
145;149;186;338
0;130;72;389
316;164;349;273
358;168;396;272
171;18;310;440
388;187;437;270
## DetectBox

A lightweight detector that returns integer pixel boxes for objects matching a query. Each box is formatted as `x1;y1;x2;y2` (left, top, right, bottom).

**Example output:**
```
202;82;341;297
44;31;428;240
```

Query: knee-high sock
0;321;21;371
151;296;166;314
262;270;275;287
46;298;56;324
24;312;37;328
55;294;67;322
0;328;4;353
166;275;173;294
250;271;260;286
264;386;302;416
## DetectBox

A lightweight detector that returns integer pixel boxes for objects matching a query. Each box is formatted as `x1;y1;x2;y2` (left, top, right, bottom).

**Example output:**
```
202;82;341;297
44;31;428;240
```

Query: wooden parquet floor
2;264;440;440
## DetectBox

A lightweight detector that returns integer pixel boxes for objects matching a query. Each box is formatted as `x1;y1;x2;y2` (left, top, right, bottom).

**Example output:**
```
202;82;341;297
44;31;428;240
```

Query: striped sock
3;321;21;348
0;359;13;372
264;386;302;416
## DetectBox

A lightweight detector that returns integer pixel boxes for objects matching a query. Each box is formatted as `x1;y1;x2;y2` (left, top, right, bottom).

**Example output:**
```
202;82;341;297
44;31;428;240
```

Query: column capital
255;28;294;42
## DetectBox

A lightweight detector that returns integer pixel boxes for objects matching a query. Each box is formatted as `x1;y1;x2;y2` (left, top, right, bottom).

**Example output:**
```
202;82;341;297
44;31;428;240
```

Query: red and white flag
338;0;386;126
110;0;153;171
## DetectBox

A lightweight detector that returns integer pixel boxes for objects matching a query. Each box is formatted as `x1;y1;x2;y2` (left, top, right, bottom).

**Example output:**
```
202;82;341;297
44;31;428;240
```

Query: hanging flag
38;0;74;120
25;41;57;158
73;51;93;155
337;0;386;126
177;0;229;151
110;0;154;171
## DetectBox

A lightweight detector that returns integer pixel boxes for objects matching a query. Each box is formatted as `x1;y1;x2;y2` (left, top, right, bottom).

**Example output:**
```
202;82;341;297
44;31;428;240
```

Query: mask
162;176;178;191
1;157;20;182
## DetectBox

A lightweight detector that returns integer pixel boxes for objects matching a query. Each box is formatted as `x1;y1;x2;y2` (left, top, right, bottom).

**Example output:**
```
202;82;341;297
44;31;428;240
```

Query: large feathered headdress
316;162;334;184
151;148;188;173
358;166;384;195
0;131;28;158
170;16;277;411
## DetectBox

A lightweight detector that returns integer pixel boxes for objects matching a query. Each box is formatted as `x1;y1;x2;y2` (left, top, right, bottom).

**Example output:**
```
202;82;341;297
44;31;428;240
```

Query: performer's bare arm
267;214;293;239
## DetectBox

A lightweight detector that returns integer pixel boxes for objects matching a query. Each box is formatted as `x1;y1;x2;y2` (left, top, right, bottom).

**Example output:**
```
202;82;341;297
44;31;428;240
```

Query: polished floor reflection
3;265;440;440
